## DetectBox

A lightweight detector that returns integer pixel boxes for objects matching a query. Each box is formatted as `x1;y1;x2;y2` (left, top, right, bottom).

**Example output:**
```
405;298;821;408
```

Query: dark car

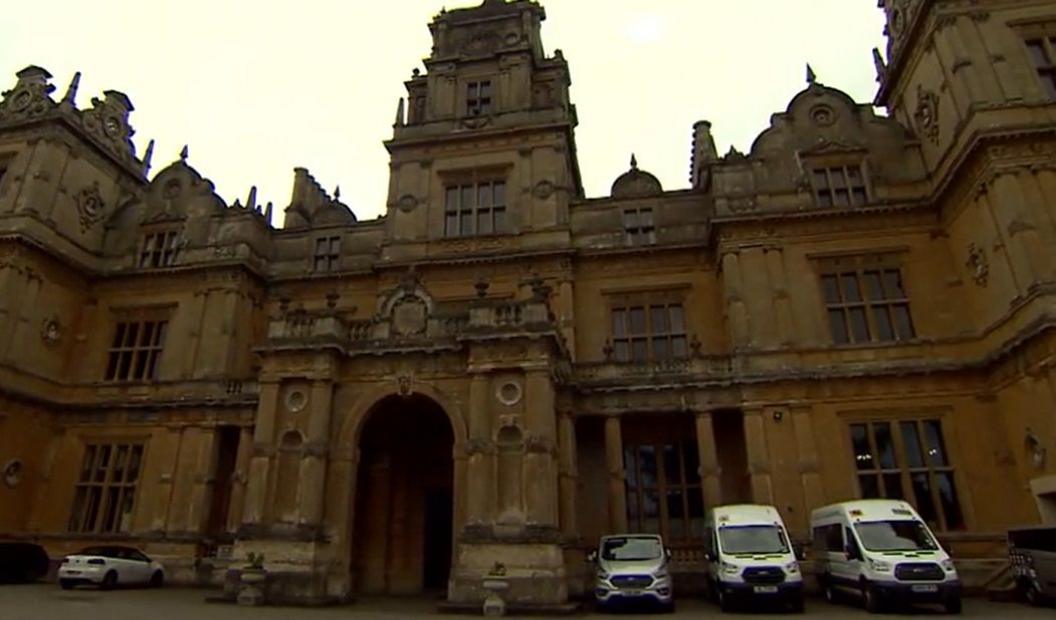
1009;526;1056;606
0;542;50;584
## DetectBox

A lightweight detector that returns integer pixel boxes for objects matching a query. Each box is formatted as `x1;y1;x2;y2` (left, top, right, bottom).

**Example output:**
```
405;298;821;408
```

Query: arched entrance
352;394;454;595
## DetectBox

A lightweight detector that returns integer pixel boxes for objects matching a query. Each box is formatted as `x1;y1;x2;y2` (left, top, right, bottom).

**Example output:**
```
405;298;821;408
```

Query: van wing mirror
844;543;861;561
586;550;598;563
704;551;716;562
794;545;805;561
665;548;672;560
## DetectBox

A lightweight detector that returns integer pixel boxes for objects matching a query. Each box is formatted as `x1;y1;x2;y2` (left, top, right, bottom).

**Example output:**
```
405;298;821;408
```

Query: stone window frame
1013;19;1056;100
809;160;870;209
68;440;147;534
441;170;509;238
465;78;494;116
137;226;181;268
0;152;13;191
622;206;657;246
606;288;689;363
843;412;966;532
623;439;705;543
312;234;342;273
814;253;916;346
104;306;172;383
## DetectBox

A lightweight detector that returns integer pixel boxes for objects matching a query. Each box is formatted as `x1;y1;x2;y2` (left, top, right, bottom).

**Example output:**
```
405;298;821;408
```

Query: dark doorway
207;425;241;537
423;487;453;590
713;411;752;504
353;395;454;595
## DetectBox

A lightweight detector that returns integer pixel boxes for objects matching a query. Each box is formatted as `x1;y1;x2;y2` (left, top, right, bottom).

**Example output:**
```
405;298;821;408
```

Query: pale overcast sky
0;1;887;223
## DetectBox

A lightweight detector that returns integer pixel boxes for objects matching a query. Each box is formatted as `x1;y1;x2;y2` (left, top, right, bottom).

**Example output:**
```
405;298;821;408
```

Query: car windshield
601;537;662;561
855;520;938;552
718;525;790;555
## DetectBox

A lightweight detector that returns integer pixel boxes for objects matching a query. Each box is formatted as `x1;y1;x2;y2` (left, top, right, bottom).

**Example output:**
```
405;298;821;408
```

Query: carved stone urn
236;552;267;606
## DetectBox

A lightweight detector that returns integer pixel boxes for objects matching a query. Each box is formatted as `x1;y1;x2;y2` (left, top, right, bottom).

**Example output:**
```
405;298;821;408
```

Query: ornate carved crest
0;66;55;123
41;316;62;345
75;181;106;231
966;242;989;287
396;194;419;213
392;296;428;336
914;84;940;144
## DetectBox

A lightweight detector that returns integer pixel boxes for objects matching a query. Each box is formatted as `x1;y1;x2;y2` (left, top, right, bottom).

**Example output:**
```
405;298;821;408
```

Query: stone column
557;412;578;537
694;411;723;510
980;178;1036;294
298;378;334;526
604;416;627;533
742;408;774;505
243;379;280;526
465;373;493;524
524;369;558;526
790;405;825;515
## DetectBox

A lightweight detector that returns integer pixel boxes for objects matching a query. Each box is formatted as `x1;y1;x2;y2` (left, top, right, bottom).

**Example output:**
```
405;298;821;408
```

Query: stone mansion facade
1;0;1056;609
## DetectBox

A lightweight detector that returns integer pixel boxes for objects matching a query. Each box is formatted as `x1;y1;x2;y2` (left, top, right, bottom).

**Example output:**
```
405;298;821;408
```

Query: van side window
844;527;860;555
818;523;843;552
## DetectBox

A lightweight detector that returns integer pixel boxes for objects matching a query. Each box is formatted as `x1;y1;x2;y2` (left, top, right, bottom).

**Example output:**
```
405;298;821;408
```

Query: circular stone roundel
496;381;523;406
285;389;308;413
3;459;23;487
810;104;837;127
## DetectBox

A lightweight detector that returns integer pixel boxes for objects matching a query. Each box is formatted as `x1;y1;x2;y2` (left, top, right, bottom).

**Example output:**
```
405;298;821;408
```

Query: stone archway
351;394;454;595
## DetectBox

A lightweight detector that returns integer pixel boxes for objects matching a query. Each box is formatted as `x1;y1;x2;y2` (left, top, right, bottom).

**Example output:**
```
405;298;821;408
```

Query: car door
130;550;152;583
113;548;139;583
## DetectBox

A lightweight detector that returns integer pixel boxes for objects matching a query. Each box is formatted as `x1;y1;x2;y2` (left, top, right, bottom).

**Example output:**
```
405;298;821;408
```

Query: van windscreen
601;537;662;561
854;520;938;552
718;525;789;555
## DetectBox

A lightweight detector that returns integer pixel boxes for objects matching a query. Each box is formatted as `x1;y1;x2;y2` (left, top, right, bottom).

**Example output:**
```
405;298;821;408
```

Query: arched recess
349;393;457;595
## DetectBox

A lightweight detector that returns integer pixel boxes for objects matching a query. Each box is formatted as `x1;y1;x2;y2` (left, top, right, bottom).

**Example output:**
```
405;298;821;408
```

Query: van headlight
721;561;740;575
785;561;800;575
941;559;956;573
596;570;610;580
868;559;892;572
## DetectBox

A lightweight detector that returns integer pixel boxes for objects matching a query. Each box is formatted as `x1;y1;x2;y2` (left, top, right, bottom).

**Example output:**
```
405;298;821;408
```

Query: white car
58;545;165;590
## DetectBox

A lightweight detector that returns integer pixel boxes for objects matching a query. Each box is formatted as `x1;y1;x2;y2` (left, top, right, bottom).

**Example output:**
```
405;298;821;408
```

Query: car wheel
862;583;881;614
100;571;118;590
944;596;962;615
718;588;734;613
59;579;74;590
150;571;164;588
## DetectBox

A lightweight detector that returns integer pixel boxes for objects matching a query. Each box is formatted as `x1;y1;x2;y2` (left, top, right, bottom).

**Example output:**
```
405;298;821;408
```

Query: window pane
639;209;654;227
847;166;863;186
611;310;626;337
445;187;459;212
1041;71;1056;100
479;81;492;97
642;490;660;533
124;323;140;348
851;424;874;470
901;422;925;468
923;420;949;467
829;310;850;344
84;487;102;531
813;170;830;190
863;271;884;301
893;304;915;340
873;307;895;342
112;446;129;482
80;446;97;482
95;446;112;482
460;212;473;235
461;186;474;212
1027;40;1048;68
831;170;847;189
848;307;870;342
638;446;658;488
834;189;850;207
672;336;688;358
688;492;705;538
479;184;492;209
494;207;507;232
477;211;492;235
852;188;868;205
859;474;880;499
127;446;143;482
623;210;639;229
840;273;863;302
629;307;646;334
653;338;670;360
873;423;897;469
663;445;683;484
632;339;647;362
882;269;906;298
614;342;629;362
817;191;834;208
936;472;964;530
651;306;669;334
683;441;701;483
821;275;841;304
910;472;938;527
445;213;458;236
494;182;505;206
669;306;685;333
624;447;638;486
883;473;904;499
626;485;639;525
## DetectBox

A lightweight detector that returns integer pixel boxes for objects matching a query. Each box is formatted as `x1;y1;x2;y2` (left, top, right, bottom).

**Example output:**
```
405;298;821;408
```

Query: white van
704;504;805;613
811;499;961;614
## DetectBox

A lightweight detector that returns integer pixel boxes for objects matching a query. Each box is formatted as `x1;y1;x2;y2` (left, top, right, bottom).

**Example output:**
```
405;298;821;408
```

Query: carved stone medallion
75;181;106;231
392;296;428;337
966;242;989;287
914;84;940;144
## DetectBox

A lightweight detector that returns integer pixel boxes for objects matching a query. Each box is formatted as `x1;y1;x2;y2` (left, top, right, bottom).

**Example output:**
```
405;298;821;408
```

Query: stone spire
180;145;189;161
806;64;817;84
395;97;405;126
630;153;638;169
247;186;258;211
142;138;155;174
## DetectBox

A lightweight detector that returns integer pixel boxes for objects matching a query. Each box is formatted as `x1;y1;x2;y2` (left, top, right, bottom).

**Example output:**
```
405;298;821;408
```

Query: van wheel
862;583;881;614
718;588;734;613
789;595;805;614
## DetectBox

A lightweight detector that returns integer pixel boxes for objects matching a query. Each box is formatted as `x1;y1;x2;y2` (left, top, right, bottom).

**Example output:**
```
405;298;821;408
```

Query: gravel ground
0;584;1050;619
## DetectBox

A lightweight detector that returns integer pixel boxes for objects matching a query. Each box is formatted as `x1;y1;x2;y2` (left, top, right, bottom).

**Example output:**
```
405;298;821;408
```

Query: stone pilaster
298;378;333;526
604;416;627;533
243;379;280;526
790;405;825;518
721;250;750;348
557;412;577;537
524;369;558;527
742;408;774;505
465;373;493;524
694;411;723;510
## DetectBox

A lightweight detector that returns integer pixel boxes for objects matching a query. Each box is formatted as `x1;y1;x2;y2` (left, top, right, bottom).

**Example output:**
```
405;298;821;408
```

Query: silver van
588;534;674;612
